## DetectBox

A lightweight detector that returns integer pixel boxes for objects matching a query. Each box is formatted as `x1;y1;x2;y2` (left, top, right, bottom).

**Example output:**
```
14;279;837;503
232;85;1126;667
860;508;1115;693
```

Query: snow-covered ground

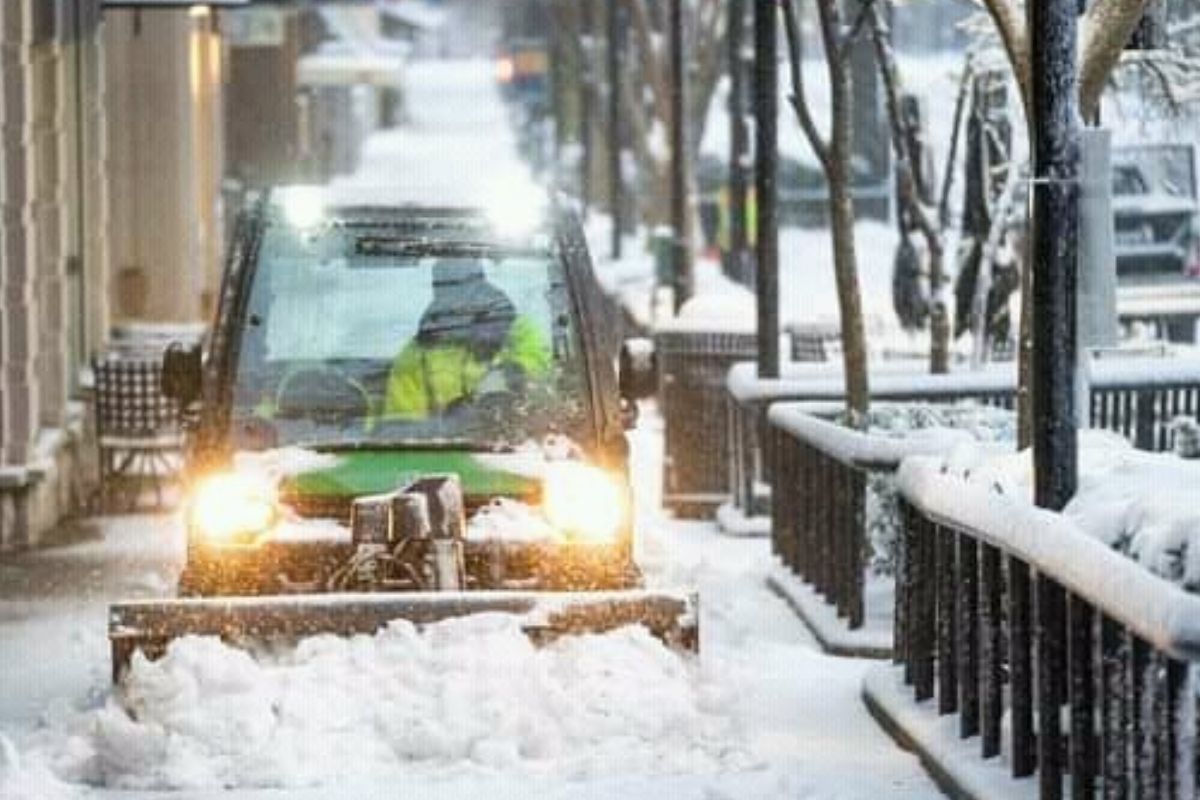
939;429;1200;590
327;59;541;211
587;210;907;344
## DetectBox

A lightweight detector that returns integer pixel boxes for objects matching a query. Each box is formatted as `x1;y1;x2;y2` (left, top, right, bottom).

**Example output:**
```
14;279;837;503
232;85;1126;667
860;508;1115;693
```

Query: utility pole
754;0;780;378
1028;0;1080;796
669;0;692;310
608;0;624;261
728;0;751;287
580;0;595;216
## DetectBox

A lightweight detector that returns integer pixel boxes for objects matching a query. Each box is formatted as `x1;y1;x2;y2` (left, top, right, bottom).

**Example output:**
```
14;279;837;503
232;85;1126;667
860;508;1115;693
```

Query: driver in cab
382;260;551;419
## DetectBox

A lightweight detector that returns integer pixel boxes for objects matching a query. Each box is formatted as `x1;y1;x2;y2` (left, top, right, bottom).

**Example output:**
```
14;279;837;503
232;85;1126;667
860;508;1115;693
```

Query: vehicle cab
165;188;653;596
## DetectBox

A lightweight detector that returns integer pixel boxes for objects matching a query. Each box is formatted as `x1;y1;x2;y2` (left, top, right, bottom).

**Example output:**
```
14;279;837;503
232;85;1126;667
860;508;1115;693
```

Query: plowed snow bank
40;615;737;791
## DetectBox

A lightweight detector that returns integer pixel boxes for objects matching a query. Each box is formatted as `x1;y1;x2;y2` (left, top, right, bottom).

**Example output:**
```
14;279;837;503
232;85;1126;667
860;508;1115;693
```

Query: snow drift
37;615;735;792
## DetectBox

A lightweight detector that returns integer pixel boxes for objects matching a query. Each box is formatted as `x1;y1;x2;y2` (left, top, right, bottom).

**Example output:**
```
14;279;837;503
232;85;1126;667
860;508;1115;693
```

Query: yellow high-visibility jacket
382;316;551;419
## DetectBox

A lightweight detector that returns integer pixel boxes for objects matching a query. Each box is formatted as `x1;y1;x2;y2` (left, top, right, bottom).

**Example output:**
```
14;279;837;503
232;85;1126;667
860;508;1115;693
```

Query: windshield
230;220;591;450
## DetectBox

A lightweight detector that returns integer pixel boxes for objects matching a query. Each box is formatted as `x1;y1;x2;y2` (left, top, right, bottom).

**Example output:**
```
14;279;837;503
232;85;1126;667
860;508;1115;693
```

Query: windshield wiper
302;439;517;454
354;239;545;259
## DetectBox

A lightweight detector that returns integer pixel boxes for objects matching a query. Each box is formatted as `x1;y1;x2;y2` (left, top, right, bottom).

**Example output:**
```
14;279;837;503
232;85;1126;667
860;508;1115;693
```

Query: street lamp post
608;0;624;261
1028;0;1080;795
753;0;780;379
669;0;692;311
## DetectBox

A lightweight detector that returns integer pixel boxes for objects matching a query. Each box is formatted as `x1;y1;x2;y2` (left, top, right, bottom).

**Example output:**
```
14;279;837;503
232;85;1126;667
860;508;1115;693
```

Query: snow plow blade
109;590;698;681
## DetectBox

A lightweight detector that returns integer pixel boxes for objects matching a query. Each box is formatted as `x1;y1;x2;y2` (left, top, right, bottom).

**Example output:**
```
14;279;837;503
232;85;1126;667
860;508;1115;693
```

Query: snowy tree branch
781;0;831;170
622;0;672;121
975;0;1031;116
867;0;951;372
868;2;940;248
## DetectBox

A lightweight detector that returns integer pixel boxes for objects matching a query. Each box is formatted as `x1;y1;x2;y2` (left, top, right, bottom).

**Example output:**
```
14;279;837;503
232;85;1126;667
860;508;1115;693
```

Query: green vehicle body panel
283;450;539;499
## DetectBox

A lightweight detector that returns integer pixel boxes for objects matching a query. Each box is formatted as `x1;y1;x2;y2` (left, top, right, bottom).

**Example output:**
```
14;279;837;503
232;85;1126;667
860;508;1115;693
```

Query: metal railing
735;356;1200;522
895;457;1199;798
769;404;1008;629
730;361;1016;522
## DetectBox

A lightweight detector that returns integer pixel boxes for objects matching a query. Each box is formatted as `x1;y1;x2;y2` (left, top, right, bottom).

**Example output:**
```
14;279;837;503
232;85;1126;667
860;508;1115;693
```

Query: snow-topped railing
765;403;1009;635
724;355;1200;519
895;456;1200;798
726;360;1017;405
725;361;1017;519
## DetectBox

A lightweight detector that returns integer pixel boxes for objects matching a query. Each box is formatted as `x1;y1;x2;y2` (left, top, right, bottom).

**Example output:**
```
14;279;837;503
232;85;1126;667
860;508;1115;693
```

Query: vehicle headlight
189;473;279;544
541;463;626;542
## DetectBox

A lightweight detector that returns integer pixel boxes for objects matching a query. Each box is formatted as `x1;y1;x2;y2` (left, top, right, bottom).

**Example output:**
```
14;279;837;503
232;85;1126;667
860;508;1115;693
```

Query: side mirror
161;342;203;408
619;338;656;402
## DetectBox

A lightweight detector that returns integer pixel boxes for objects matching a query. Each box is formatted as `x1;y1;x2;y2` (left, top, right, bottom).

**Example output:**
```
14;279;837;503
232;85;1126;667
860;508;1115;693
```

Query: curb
861;664;1037;800
765;569;892;659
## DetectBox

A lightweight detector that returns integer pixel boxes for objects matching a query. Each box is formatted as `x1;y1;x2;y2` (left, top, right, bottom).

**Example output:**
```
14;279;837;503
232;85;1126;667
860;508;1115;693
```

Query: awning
297;51;405;89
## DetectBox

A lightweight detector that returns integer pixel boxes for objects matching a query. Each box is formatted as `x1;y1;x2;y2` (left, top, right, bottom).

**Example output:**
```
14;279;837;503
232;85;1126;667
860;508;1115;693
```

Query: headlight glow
541;462;626;542
481;171;547;240
189;473;279;543
276;185;327;230
496;56;516;84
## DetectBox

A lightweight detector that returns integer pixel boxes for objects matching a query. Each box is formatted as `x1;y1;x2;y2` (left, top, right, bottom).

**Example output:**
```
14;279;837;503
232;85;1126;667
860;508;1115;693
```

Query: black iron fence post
754;0;780;378
608;0;625;261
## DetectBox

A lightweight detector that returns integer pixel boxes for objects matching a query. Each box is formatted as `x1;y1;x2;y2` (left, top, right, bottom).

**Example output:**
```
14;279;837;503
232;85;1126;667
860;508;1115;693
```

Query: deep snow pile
1067;448;1200;588
24;616;736;792
863;403;1016;445
938;430;1200;589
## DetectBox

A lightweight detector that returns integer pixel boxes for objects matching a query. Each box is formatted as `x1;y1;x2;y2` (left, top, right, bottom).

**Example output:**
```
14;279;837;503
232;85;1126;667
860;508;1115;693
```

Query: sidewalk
0;513;182;730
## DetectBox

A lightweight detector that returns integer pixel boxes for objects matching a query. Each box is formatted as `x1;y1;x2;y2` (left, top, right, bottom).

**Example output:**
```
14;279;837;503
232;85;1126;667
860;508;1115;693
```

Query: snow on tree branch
973;0;1031;116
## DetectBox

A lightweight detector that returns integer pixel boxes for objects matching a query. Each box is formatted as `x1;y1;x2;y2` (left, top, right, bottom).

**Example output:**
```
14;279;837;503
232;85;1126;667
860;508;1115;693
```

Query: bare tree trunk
970;164;1023;367
829;145;871;418
867;3;948;373
782;0;870;419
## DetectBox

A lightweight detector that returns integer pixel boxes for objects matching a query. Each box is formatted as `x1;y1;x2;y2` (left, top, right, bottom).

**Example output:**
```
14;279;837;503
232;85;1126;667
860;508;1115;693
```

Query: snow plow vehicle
108;189;694;680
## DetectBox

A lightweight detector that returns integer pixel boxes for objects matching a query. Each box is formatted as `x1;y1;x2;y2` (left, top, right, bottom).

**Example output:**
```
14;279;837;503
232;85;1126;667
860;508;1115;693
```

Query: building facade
1;0;109;550
1;1;390;550
0;1;225;550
